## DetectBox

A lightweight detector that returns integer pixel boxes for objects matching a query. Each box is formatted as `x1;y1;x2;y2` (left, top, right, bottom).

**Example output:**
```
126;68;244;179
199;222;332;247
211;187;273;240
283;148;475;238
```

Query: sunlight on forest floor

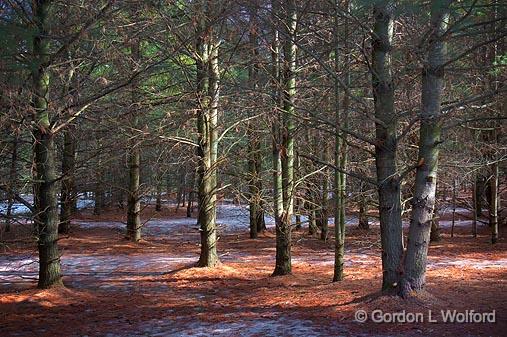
1;204;506;336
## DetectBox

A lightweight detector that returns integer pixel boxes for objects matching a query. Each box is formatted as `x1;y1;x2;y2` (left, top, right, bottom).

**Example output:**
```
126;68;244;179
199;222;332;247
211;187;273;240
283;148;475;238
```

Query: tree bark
320;174;329;241
273;0;296;276
371;1;404;291
246;6;265;238
196;3;220;267
490;163;499;244
358;184;369;230
59;128;76;234
32;0;62;289
401;0;450;296
126;33;141;242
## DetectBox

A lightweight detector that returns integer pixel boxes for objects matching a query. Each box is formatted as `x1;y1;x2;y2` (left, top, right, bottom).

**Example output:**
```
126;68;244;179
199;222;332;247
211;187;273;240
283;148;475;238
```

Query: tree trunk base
271;268;292;277
196;257;220;268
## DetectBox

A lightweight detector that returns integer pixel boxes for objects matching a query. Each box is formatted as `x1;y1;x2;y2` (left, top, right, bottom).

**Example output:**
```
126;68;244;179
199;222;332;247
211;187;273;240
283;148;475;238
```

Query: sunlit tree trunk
401;0;450;297
333;0;349;282
273;0;297;276
371;1;404;291
490;162;499;244
32;0;62;289
196;1;220;267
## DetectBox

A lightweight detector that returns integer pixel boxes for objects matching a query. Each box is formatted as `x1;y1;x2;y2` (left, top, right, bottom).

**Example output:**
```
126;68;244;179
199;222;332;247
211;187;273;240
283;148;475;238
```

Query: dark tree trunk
5;135;18;233
93;140;104;216
32;0;62;289
371;1;404;292
59;129;76;234
320;175;329;241
358;193;369;230
475;174;485;216
156;183;162;212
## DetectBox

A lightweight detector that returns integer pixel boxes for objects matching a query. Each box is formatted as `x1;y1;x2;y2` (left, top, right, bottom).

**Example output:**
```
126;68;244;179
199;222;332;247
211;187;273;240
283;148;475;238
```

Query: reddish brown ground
0;206;506;336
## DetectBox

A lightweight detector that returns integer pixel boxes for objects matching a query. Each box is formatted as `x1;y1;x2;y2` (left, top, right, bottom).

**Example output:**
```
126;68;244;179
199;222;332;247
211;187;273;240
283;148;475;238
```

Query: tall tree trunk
333;0;350;282
401;0;450;296
32;0;62;289
246;6;265;238
320;174;329;241
273;0;296;276
332;0;344;281
126;144;141;241
371;1;404;291
271;0;285;271
196;4;220;267
490;163;499;244
248;137;264;239
59;129;76;234
126;34;141;242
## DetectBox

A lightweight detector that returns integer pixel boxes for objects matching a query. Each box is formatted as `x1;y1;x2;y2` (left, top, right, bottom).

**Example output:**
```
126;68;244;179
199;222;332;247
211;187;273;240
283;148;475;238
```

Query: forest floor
0;204;506;337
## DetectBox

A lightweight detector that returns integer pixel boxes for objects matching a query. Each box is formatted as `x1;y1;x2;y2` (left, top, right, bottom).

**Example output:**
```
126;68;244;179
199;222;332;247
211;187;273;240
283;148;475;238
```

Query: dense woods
0;0;506;335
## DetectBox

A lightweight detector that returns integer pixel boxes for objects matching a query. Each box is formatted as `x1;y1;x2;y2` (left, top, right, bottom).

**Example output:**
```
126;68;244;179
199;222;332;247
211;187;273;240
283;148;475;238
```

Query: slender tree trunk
430;193;441;242
59;129;76;234
247;4;265;239
32;0;62;289
176;170;185;211
93;137;105;216
320;174;329;241
186;191;193;218
371;1;404;291
5;135;18;233
490;163;499;244
358;184;369;230
473;179;478;238
156;183;162;212
475;174;485;216
127;144;141;241
332;0;343;281
271;0;285;272
126;35;141;242
430;209;441;242
451;178;456;238
196;6;220;266
187;169;196;218
273;0;296;276
401;0;450;296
